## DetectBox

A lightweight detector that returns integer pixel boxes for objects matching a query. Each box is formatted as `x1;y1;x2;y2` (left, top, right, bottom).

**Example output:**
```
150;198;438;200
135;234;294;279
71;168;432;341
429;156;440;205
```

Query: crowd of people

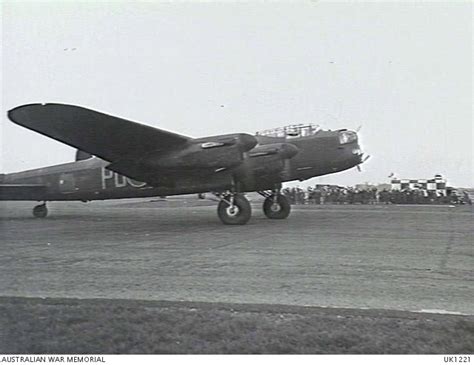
281;185;467;205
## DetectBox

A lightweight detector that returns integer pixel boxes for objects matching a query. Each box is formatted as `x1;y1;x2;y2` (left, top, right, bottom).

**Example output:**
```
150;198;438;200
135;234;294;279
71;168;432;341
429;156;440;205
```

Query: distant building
391;174;447;195
355;183;376;190
376;183;391;191
354;183;391;191
314;184;345;190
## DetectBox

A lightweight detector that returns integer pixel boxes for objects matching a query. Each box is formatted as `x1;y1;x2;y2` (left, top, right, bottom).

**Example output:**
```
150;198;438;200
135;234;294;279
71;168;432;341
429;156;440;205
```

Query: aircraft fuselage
0;129;363;202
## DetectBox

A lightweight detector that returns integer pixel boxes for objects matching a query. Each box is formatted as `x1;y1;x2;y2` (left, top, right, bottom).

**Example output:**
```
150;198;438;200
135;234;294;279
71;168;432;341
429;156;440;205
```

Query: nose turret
351;145;364;163
337;129;368;167
348;131;370;167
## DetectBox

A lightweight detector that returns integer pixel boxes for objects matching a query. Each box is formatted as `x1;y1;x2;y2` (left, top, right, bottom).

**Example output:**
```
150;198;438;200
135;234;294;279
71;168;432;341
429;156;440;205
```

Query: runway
0;199;472;314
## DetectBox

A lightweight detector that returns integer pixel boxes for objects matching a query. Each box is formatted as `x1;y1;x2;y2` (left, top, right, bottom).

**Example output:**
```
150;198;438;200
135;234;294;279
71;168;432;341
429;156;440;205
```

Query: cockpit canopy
255;124;358;145
256;124;321;138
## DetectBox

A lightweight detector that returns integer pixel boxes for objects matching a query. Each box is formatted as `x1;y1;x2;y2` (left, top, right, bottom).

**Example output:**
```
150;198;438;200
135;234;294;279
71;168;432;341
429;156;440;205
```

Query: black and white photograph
0;0;473;358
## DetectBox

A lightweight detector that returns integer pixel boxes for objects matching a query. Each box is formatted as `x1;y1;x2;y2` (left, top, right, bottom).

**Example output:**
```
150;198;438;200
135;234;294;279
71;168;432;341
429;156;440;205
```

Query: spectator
281;185;461;206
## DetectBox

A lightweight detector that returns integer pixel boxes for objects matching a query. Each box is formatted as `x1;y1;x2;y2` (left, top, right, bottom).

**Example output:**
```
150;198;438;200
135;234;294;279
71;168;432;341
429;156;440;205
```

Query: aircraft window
201;141;224;149
338;130;357;144
256;124;320;138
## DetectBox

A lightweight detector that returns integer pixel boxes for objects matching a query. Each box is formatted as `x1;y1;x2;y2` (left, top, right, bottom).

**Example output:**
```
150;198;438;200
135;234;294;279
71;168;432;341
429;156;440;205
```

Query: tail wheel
217;194;251;225
33;204;48;218
263;194;291;219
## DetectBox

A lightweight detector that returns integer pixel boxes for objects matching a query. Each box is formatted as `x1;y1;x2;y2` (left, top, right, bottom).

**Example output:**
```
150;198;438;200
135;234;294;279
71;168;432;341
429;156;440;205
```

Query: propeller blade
281;158;292;180
356;165;362;172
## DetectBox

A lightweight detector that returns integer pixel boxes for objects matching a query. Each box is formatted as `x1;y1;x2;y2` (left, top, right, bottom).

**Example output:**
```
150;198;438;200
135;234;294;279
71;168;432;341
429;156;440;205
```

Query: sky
1;1;472;188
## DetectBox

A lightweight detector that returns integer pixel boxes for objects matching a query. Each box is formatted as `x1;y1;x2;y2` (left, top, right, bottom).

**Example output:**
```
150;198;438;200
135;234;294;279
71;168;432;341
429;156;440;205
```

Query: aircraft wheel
33;204;48;218
217;194;251;225
263;194;291;219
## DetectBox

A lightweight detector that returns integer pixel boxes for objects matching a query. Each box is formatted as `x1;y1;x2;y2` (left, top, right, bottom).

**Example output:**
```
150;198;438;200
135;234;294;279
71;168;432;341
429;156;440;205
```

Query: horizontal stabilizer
8;104;190;163
0;184;48;201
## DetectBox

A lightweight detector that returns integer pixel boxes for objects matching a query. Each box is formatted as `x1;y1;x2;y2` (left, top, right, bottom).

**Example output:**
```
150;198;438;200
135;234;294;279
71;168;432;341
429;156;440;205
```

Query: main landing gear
32;202;48;218
213;188;291;225
215;193;252;225
258;190;291;220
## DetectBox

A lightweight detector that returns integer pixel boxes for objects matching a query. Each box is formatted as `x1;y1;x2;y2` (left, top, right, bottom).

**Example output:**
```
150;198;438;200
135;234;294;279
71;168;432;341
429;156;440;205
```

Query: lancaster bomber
1;104;368;224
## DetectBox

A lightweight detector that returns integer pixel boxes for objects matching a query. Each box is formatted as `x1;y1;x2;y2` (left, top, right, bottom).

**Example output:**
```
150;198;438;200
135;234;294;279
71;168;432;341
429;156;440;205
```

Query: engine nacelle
144;133;258;170
247;143;299;160
234;143;299;189
246;154;285;176
151;144;243;169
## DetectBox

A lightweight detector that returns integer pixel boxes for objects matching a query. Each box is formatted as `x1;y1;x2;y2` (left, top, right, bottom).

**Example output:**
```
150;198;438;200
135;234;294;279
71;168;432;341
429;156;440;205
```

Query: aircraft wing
0;184;48;200
8;104;190;163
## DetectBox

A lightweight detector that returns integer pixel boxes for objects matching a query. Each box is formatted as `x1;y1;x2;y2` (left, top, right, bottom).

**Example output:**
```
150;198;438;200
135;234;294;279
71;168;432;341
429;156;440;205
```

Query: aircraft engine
144;133;258;170
234;143;299;187
247;143;299;160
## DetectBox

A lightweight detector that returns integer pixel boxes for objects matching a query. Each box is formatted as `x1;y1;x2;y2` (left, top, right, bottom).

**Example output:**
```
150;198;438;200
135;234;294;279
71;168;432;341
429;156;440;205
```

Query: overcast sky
1;1;472;188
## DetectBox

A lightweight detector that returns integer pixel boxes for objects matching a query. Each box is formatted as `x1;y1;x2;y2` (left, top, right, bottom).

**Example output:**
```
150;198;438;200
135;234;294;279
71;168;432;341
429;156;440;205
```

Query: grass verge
1;296;472;354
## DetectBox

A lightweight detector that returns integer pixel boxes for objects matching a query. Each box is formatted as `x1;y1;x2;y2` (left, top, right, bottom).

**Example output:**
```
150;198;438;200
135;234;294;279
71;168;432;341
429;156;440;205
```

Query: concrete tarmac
0;200;472;314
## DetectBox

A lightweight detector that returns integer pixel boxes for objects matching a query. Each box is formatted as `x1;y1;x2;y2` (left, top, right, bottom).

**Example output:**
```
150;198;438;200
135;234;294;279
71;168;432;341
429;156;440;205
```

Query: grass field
1;296;473;354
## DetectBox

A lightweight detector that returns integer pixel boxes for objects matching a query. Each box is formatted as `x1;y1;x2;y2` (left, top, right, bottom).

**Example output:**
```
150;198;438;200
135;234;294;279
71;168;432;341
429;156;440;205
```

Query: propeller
354;124;368;172
281;157;294;180
356;154;371;172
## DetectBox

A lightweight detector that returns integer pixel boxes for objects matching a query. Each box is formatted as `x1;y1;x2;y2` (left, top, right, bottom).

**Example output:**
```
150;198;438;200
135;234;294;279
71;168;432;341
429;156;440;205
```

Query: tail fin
75;150;93;161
